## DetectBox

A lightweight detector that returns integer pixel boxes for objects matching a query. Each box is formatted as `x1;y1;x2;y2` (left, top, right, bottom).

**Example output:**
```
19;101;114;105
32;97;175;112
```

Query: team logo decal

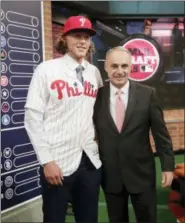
1;75;8;87
51;80;97;100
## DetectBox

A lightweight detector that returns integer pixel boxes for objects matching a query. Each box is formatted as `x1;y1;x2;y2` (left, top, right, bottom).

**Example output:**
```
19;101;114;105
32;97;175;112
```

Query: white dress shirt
24;54;103;176
110;81;130;124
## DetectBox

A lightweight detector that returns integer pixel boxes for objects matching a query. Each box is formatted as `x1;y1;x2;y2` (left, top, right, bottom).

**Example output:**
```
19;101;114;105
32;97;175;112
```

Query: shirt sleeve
95;67;103;88
24;62;53;165
24;108;53;165
25;63;49;113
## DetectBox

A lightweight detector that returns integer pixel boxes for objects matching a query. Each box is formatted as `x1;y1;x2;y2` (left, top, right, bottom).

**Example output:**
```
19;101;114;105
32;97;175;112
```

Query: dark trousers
104;184;156;223
40;152;102;223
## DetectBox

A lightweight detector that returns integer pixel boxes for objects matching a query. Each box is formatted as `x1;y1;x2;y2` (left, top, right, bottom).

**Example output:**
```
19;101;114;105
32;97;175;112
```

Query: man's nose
117;66;123;74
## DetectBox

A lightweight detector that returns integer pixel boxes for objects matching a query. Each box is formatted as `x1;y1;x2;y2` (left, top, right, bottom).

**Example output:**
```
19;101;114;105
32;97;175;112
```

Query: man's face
65;32;91;62
105;50;132;88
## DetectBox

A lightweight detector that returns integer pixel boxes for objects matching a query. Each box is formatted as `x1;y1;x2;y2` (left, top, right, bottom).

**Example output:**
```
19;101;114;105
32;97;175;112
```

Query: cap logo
79;17;86;26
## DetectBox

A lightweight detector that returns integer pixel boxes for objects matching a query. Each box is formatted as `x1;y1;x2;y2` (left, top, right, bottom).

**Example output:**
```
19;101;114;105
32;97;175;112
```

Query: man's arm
24;63;52;164
24;108;53;165
150;89;174;187
150;88;174;171
24;63;63;185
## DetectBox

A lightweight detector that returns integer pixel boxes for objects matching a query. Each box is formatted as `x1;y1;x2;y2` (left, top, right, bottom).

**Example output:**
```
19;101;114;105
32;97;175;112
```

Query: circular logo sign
1;10;5;20
2;114;10;126
1;89;9;100
5;176;13;187
4;159;12;171
1;23;5;34
1;62;7;73
5;188;14;200
1;49;7;60
122;38;160;82
1;75;8;87
3;147;12;158
1;36;6;48
2;102;10;113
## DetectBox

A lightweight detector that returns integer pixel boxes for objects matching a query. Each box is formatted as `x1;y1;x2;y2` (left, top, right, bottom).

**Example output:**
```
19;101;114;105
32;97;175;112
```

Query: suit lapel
103;83;119;133
121;81;137;132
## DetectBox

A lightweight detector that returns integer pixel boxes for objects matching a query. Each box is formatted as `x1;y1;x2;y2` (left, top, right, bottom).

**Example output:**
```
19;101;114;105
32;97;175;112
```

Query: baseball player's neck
67;52;84;64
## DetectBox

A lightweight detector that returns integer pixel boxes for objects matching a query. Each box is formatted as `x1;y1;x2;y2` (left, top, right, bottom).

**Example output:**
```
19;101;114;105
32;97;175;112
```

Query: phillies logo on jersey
51;80;97;100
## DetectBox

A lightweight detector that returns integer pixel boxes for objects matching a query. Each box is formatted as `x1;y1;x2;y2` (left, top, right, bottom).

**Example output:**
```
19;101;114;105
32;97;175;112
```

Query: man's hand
43;161;63;185
161;171;174;188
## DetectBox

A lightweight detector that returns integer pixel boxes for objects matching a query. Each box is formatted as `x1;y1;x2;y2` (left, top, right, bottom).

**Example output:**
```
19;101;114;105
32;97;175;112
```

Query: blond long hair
55;35;95;56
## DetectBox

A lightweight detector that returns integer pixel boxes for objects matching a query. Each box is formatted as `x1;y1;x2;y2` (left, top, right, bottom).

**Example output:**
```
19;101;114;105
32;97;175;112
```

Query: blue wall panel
1;1;43;212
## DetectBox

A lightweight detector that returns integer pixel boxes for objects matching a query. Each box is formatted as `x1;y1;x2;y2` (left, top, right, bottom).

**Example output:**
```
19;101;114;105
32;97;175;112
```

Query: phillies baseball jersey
24;54;103;176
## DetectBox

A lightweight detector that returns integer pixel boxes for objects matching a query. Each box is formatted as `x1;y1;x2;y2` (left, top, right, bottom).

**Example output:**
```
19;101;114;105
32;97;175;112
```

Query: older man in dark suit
93;46;175;223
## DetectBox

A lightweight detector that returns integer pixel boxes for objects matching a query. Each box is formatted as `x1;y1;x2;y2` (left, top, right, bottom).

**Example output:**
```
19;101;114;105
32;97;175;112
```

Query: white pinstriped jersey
24;54;103;176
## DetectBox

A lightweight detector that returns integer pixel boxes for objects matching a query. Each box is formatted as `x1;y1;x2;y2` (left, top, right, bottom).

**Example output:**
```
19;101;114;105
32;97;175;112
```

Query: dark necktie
76;65;84;84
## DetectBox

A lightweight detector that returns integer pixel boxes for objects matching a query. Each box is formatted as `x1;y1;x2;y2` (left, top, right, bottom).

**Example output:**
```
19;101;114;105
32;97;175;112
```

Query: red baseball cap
62;16;96;36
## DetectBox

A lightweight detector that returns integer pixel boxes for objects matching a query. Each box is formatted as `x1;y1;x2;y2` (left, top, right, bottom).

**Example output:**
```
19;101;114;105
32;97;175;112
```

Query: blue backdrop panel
1;165;41;211
1;1;43;212
1;1;43;129
1;128;39;175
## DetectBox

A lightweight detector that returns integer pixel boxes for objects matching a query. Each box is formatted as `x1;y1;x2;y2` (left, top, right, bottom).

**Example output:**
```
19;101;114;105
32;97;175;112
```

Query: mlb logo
140;65;153;73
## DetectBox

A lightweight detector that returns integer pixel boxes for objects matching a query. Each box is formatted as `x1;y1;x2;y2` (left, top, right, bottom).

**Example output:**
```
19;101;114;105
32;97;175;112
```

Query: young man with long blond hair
25;15;103;223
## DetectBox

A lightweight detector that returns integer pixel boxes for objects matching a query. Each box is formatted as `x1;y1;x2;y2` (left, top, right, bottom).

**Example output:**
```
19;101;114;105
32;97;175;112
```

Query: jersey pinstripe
24;54;103;176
